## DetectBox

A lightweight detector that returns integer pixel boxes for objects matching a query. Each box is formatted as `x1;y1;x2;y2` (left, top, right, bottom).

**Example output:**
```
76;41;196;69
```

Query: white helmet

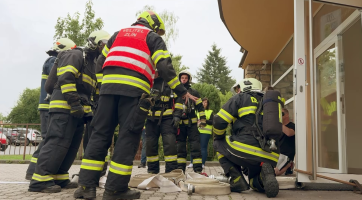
46;38;76;55
179;70;192;83
86;30;111;50
239;78;263;93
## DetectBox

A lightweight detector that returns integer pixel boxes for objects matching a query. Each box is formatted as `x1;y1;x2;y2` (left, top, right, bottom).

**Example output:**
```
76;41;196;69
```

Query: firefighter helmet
137;10;165;36
179;70;192;83
46;38;76;54
239;78;263;93
86;30;111;50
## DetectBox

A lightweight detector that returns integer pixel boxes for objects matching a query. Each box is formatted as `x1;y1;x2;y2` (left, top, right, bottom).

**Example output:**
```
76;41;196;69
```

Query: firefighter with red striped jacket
74;11;198;200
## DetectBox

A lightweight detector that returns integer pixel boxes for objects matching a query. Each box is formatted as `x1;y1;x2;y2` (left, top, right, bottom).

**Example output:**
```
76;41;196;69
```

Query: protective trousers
214;139;264;191
29;113;84;191
146;118;177;174
176;124;202;173
78;94;148;192
26;111;49;176
82;116;108;177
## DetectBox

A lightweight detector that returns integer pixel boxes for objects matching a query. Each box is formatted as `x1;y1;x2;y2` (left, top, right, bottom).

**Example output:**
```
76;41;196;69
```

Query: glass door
314;36;345;173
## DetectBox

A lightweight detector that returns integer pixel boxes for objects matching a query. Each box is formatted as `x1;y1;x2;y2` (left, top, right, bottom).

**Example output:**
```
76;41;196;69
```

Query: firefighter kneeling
213;78;282;198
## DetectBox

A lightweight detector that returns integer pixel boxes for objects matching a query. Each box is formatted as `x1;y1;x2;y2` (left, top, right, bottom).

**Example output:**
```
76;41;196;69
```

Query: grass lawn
0;154;32;160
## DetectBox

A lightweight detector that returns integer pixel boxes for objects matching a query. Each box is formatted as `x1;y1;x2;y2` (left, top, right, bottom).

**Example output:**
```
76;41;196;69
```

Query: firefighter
25;38;75;180
213;78;280;198
146;73;178;174
28;30;107;193
74;11;198;200
173;70;206;173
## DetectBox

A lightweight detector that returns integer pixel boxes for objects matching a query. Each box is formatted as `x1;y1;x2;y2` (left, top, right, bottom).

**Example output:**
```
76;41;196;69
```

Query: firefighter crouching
74;10;198;200
25;38;74;180
146;74;178;174
214;78;280;198
28;31;101;193
173;70;206;173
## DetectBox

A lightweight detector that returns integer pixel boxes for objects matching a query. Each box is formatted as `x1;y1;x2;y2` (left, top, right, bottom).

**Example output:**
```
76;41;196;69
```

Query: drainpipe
308;0;317;181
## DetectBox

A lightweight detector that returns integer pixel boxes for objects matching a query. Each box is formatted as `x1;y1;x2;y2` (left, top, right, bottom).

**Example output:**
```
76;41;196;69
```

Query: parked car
11;128;42;146
0;133;9;151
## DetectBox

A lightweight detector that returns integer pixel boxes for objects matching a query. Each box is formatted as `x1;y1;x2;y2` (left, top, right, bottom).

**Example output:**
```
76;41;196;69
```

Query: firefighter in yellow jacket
214;78;280;198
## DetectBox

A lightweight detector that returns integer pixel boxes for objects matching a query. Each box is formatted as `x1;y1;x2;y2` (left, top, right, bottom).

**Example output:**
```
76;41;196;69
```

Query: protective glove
171;117;181;128
70;101;84;118
199;119;206;128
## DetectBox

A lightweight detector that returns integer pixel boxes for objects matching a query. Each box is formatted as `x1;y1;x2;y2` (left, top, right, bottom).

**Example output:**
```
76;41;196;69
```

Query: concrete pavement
0;164;360;200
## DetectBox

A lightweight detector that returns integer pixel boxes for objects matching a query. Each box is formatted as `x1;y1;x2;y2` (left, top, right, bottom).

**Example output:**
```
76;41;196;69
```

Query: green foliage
54;0;104;46
192;83;221;113
7;88;41;124
218;91;233;109
196;44;236;94
0;113;6;123
171;53;189;75
136;5;179;49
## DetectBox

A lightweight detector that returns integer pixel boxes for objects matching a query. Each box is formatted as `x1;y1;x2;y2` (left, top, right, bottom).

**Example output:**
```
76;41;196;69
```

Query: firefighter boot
73;186;96;199
229;166;250;193
102;188;141;200
28;185;61;193
261;163;279;198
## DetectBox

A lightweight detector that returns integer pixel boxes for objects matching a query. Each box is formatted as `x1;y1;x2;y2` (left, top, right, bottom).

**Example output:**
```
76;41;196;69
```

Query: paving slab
0;164;360;200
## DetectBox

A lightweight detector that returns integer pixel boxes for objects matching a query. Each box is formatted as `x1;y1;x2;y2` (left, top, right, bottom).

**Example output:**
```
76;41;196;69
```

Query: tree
54;0;104;46
7;88;41;124
136;5;179;49
218;91;233;108
171;54;189;75
192;83;221;113
196;44;236;94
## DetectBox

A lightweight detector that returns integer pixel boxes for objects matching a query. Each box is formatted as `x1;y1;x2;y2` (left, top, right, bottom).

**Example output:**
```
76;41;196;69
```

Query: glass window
313;4;355;48
273;69;294;101
316;44;339;170
284;102;294;123
272;38;294;84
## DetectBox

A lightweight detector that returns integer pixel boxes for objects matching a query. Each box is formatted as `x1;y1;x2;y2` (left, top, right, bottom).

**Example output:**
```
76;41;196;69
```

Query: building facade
218;0;362;184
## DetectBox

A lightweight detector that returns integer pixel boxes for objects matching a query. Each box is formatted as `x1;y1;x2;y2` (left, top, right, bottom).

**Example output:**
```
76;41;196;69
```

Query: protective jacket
174;84;206;125
97;24;187;98
197;110;213;134
213;92;279;166
147;77;175;122
49;48;97;118
38;56;56;110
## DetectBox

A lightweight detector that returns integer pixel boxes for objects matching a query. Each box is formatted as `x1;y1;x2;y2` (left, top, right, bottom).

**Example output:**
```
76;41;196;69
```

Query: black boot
102;188;141;200
138;163;146;168
28;185;61;193
62;181;78;189
25;174;33;180
229;166;250;193
261;163;279;198
73;186;96;199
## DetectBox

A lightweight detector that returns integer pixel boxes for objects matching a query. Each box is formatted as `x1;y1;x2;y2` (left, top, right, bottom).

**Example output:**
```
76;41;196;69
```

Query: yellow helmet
47;38;76;54
137;10;165;36
87;30;111;50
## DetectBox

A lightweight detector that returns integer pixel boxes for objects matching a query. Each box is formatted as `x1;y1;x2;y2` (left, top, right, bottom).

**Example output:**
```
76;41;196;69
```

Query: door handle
340;94;345;114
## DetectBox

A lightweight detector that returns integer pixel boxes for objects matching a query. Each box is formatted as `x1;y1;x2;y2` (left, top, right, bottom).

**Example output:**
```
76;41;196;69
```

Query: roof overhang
218;0;362;69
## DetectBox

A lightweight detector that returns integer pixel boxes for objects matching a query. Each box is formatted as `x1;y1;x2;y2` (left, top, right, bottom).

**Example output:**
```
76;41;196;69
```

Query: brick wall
245;64;272;90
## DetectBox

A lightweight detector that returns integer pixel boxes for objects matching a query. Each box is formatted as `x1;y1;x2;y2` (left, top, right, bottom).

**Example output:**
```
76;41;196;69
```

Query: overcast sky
0;0;243;116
